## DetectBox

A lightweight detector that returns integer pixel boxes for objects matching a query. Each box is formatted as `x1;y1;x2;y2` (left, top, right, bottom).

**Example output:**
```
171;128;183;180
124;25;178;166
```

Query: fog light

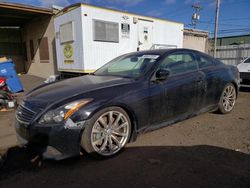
64;119;85;129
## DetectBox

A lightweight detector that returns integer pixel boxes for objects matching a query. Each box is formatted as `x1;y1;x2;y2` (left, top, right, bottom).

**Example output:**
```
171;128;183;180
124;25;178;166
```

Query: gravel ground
0;81;249;187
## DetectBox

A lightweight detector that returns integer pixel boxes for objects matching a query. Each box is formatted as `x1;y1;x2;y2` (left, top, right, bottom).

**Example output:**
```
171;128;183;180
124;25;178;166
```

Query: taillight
0;77;6;87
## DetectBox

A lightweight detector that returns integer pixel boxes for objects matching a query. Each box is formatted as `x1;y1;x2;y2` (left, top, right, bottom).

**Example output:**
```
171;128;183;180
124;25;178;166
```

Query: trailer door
138;20;153;51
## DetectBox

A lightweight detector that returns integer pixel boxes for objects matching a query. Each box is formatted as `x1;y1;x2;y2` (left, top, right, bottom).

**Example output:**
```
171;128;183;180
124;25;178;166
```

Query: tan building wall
22;15;57;78
183;29;209;53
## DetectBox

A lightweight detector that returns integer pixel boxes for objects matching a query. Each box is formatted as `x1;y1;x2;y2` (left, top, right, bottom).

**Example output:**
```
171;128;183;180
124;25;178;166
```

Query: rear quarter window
197;54;214;69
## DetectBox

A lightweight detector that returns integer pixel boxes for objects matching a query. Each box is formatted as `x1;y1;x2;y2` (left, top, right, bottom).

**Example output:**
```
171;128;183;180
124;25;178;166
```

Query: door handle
197;71;205;83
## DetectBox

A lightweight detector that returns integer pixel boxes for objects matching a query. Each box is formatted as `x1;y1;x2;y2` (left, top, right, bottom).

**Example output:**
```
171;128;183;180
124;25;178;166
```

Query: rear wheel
218;83;236;114
81;107;131;158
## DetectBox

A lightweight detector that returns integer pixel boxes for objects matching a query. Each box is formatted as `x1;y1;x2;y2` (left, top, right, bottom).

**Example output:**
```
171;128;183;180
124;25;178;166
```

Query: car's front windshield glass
94;53;160;78
244;57;250;63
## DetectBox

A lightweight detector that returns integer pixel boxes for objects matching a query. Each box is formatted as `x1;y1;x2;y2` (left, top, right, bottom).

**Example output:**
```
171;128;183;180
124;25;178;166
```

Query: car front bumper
15;119;86;160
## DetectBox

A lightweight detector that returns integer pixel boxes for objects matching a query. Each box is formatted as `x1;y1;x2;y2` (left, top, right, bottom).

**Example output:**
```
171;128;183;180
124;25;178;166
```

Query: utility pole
191;4;202;29
213;0;220;57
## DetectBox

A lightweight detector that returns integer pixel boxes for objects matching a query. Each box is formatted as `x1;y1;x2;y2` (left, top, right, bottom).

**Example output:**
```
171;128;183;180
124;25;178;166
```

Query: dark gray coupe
15;49;239;160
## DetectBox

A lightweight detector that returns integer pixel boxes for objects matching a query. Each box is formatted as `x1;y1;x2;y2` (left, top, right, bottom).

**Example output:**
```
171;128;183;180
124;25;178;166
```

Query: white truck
54;3;184;77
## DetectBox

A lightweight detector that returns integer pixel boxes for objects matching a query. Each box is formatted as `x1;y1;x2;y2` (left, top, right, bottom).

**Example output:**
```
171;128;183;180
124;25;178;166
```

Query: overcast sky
2;0;250;37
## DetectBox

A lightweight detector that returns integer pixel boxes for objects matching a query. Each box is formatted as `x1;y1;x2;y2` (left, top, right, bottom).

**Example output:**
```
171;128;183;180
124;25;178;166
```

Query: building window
39;37;49;63
93;20;119;43
60;22;74;44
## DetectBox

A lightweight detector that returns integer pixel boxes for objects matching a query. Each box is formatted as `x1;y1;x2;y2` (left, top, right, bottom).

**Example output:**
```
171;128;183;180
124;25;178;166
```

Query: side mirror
155;69;170;81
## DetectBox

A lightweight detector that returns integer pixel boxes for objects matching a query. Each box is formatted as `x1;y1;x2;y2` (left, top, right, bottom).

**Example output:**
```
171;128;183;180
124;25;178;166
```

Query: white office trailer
54;3;184;74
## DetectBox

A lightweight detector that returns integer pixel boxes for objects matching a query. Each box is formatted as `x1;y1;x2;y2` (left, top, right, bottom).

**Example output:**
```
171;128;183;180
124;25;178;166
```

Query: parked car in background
237;57;250;87
15;49;239;160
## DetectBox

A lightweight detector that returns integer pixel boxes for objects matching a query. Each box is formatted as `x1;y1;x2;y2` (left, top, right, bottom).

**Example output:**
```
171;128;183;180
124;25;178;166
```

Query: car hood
237;63;250;73
24;75;132;108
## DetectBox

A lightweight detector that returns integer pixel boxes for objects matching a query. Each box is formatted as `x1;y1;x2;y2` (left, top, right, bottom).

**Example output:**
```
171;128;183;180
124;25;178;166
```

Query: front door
138;20;153;51
149;51;199;124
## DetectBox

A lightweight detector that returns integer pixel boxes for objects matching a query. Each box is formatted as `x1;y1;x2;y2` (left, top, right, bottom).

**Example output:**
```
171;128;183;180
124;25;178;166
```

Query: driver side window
159;52;197;75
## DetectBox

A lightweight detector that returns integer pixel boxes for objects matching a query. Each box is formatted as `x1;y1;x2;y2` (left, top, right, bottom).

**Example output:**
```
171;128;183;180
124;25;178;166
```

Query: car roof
138;49;173;55
125;48;202;56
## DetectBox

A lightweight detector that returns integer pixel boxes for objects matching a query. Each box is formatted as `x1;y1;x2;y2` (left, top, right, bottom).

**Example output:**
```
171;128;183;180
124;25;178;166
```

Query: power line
202;17;250;22
217;28;250;31
201;0;250;6
204;14;215;30
221;0;250;6
220;17;250;21
199;21;250;27
210;28;250;34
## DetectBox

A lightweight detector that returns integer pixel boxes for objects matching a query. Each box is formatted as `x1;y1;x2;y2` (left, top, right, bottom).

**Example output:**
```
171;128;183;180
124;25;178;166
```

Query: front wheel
218;83;236;114
81;107;131;158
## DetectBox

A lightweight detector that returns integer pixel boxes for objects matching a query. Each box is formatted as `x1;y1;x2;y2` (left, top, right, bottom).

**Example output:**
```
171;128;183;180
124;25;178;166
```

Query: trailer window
93;20;119;43
60;22;74;44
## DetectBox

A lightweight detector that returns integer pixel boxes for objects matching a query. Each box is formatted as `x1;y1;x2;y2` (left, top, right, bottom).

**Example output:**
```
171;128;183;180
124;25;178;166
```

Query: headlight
38;99;92;124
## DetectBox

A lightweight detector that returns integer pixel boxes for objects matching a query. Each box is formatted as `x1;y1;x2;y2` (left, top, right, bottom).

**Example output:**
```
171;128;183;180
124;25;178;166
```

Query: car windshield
244;57;250;63
94;53;160;78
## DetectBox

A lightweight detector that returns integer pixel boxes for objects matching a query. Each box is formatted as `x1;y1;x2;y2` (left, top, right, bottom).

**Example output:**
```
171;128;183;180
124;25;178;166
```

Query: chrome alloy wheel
90;111;130;156
222;85;236;112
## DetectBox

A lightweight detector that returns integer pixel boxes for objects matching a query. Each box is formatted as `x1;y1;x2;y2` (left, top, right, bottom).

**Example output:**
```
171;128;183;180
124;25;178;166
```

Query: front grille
240;72;250;80
241;79;250;85
16;105;36;124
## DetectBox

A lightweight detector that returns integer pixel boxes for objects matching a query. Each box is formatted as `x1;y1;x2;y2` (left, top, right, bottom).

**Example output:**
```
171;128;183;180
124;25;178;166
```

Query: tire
81;107;131;159
218;83;236;114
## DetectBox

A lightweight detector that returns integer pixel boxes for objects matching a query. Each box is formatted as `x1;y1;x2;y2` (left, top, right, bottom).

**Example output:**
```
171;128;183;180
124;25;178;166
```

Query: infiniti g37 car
15;49;239;160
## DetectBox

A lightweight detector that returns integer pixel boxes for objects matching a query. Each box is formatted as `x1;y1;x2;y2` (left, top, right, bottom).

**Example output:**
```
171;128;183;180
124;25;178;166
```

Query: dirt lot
0;76;249;187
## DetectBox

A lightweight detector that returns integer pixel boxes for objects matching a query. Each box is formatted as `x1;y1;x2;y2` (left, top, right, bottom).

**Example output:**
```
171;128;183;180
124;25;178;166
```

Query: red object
0;77;14;103
0;77;6;87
